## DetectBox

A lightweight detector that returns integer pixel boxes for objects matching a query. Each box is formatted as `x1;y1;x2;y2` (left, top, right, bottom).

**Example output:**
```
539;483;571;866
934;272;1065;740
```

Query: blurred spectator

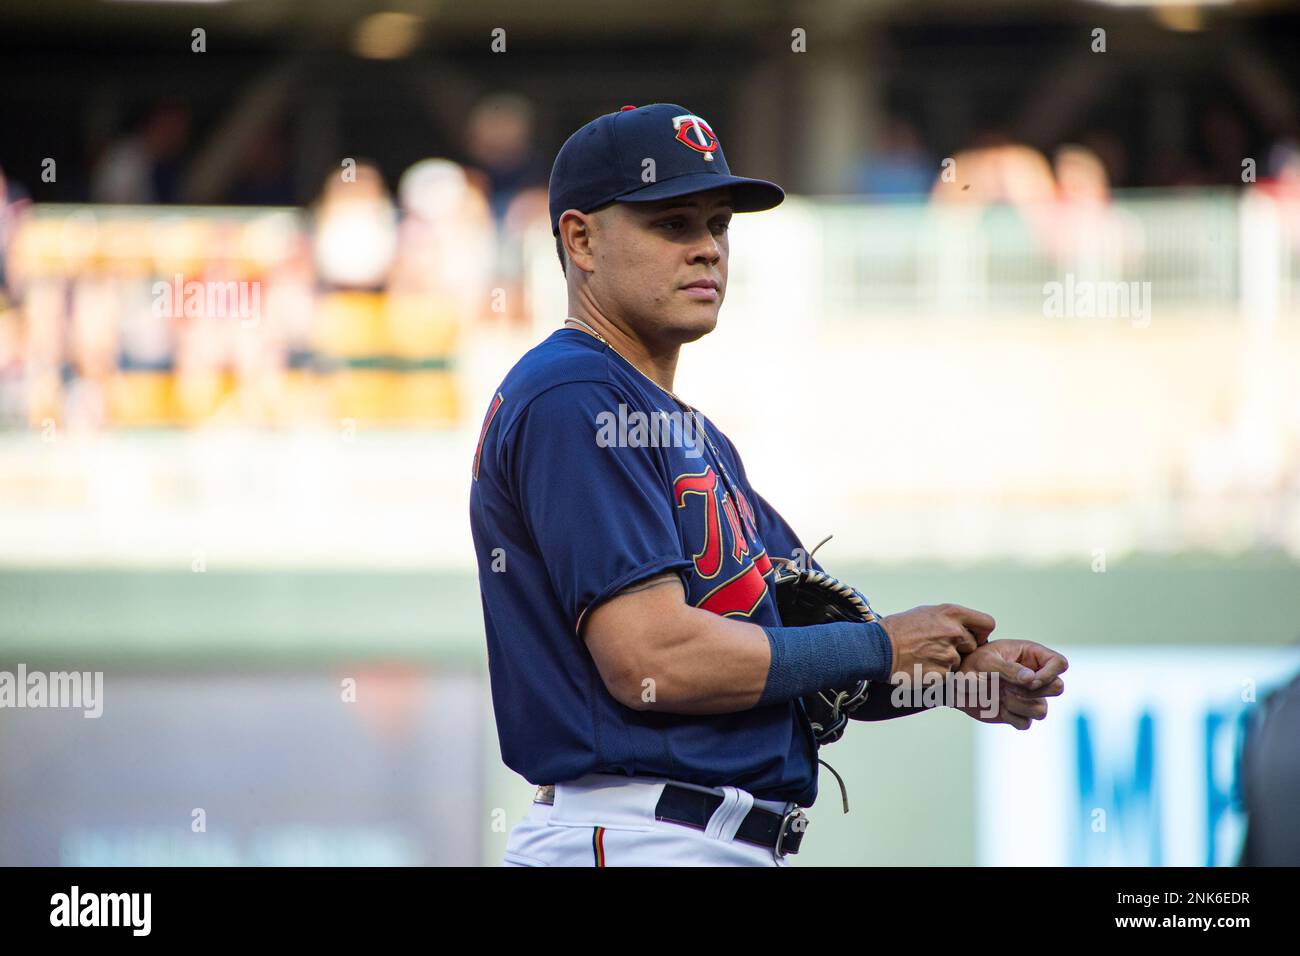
1;164;32;301
1055;144;1110;207
0;165;25;426
312;161;398;290
463;94;548;324
1265;139;1300;186
928;135;1058;266
89;99;191;204
389;158;494;318
929;131;1057;207
1238;668;1300;865
1259;138;1300;204
1149;103;1253;188
1200;103;1250;186
850;117;934;198
0;301;21;427
1045;143;1142;276
924;134;1057;306
229;125;297;206
64;275;118;430
1255;140;1300;268
463;93;547;230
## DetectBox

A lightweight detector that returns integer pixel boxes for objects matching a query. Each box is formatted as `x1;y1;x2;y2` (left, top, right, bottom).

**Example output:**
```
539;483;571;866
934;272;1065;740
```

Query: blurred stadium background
2;0;1299;866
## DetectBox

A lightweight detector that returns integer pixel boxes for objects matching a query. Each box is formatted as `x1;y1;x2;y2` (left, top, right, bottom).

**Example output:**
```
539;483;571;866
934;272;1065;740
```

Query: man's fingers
1025;649;1069;689
951;605;996;641
951;631;980;657
1003;694;1048;721
974;655;1032;686
1008;676;1064;699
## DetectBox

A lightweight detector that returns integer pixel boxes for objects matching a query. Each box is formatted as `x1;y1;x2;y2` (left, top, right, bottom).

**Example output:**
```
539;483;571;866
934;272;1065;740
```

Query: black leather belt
535;783;808;857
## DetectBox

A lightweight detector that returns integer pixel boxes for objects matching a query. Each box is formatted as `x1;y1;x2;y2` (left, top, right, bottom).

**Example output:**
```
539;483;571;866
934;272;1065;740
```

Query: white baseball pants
502;773;797;867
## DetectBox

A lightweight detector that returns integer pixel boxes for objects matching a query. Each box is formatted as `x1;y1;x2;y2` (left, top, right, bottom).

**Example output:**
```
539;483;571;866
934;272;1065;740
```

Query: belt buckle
773;805;807;860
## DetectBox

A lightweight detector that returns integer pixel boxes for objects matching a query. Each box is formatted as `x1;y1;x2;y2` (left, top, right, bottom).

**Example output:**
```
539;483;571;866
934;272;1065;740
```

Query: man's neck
565;312;680;396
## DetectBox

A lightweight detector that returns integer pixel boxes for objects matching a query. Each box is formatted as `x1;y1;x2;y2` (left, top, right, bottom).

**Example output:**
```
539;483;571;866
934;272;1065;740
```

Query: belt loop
703;785;754;843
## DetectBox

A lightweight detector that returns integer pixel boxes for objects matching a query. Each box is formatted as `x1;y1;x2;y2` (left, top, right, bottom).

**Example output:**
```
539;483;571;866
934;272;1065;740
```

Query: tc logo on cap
672;114;718;162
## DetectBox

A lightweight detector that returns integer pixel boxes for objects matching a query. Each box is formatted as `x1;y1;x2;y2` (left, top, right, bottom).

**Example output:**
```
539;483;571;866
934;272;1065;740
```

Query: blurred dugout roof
1;0;1298;201
3;0;1300;46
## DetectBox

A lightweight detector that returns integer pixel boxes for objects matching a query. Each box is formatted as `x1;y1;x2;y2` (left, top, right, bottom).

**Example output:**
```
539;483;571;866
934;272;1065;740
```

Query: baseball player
470;103;1068;866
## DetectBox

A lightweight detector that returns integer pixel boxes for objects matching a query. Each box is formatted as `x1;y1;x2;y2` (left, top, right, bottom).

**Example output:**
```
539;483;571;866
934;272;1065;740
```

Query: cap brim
613;172;784;213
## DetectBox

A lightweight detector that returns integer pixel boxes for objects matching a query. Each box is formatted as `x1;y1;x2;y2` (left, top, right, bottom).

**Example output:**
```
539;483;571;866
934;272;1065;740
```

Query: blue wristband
757;620;894;708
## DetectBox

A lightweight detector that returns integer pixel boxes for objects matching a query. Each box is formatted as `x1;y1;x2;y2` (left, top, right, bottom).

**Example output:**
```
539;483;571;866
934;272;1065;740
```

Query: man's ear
560;210;598;274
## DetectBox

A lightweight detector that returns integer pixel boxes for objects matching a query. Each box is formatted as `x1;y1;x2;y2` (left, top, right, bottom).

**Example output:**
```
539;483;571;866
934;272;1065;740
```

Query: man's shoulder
505;328;609;389
488;329;628;437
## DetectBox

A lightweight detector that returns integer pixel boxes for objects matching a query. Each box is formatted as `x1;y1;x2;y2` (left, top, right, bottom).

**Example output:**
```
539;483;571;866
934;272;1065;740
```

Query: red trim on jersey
472;392;504;481
697;561;768;618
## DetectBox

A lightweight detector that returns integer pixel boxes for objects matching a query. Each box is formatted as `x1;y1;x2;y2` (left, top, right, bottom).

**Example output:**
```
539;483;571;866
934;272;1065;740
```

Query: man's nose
688;233;722;264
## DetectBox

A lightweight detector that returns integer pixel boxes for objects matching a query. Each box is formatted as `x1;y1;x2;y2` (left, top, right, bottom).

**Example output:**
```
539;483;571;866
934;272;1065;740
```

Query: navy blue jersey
470;327;822;805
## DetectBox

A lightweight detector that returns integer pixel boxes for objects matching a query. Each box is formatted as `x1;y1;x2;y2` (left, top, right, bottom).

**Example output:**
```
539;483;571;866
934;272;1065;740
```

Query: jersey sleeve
503;381;693;633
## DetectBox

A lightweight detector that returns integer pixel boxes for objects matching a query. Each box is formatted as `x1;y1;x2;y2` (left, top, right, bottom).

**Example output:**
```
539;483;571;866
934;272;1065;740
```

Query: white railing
525;188;1300;324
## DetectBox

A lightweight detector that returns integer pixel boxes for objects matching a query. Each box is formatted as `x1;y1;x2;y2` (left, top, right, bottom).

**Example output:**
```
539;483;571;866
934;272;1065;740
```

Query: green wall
3;553;1297;865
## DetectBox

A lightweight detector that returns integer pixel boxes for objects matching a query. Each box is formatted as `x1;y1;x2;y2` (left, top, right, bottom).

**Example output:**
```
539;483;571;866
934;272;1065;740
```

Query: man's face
585;185;733;346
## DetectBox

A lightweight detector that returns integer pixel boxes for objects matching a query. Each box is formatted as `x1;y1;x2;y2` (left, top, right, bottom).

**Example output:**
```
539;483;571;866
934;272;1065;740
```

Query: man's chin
671;308;719;343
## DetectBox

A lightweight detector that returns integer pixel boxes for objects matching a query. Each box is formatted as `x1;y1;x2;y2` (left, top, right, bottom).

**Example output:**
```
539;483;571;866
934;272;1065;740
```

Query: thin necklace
564;317;691;407
562;317;729;468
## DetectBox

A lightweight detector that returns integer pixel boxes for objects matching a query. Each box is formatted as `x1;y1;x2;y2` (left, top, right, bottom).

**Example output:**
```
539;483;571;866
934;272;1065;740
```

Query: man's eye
658;218;729;234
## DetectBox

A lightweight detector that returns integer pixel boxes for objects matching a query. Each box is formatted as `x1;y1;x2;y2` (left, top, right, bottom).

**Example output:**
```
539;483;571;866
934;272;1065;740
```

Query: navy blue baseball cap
548;103;785;236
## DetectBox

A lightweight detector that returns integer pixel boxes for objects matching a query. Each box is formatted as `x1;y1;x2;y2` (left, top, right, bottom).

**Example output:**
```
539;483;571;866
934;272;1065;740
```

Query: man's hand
951;639;1068;730
879;604;997;683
